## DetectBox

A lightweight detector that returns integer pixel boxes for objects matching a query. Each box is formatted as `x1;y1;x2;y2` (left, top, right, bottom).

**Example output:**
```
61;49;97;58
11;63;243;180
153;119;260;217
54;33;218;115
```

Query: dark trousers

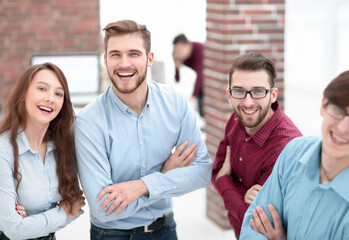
0;232;55;240
90;215;177;240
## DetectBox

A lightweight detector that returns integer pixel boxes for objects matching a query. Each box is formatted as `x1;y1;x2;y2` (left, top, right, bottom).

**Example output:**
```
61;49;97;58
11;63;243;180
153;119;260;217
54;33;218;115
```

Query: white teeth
118;72;134;77
38;106;52;112
243;109;256;114
332;133;349;144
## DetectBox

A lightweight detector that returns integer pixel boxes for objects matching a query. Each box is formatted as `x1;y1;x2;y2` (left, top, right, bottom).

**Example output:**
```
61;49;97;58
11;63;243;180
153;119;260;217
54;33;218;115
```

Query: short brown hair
228;52;277;88
324;70;349;108
103;19;151;54
173;34;188;45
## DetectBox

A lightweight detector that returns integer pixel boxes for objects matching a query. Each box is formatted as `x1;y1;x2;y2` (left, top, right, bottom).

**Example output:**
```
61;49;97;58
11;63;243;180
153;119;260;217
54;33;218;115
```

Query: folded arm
140;98;212;199
0;157;69;240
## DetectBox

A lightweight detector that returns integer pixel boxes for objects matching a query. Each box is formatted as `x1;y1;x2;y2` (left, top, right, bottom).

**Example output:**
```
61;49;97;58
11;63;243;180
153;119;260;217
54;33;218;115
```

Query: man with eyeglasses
211;52;302;238
240;70;349;239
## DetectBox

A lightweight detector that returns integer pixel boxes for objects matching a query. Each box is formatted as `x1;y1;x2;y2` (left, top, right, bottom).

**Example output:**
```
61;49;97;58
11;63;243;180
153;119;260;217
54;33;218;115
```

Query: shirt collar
17;129;31;155
332;167;349;202
107;83;151;115
248;101;282;147
300;138;349;202
17;126;55;155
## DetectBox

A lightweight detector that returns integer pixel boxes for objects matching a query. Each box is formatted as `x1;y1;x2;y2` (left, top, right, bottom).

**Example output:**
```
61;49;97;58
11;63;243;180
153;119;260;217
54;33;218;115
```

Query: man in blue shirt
240;70;349;239
74;19;212;240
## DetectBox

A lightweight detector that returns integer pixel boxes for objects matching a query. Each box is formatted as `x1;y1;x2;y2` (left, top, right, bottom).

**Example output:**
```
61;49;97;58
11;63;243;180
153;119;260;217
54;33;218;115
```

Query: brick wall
204;0;285;230
0;0;101;113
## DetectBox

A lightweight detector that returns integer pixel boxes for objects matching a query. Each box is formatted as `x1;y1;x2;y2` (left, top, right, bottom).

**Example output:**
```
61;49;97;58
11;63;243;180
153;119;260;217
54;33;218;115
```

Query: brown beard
235;97;271;129
107;62;148;94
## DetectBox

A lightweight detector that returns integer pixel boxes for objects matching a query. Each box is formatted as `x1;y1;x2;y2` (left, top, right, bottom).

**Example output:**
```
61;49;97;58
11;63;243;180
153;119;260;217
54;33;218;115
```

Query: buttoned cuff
215;175;235;196
141;173;174;199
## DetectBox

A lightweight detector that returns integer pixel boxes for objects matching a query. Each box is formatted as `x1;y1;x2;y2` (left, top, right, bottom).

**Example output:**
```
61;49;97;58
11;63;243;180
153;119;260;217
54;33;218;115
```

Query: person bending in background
240;70;349;239
211;52;302;238
0;63;85;240
173;33;204;117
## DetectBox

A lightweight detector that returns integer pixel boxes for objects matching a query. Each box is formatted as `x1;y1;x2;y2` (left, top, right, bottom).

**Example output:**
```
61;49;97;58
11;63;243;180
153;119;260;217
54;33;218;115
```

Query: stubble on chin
108;71;147;94
107;63;148;94
235;102;270;129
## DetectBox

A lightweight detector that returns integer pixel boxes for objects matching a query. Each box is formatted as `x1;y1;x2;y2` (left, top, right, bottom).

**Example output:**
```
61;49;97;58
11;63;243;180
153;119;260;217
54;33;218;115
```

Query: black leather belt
28;232;55;240
92;212;174;234
133;212;174;233
0;232;55;240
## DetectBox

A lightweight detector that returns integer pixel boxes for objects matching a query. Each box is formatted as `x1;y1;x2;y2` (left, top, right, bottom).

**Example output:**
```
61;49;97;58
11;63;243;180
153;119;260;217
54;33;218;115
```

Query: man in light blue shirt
74;19;212;240
240;70;349;239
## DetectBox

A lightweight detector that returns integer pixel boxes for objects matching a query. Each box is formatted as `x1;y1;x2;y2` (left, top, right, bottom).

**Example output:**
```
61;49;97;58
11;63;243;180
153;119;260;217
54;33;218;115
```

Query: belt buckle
144;225;154;233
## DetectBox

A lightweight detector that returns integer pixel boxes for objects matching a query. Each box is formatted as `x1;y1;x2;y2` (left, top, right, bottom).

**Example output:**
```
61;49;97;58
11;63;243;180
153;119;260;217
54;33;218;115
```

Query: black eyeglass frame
228;88;274;99
325;100;349;120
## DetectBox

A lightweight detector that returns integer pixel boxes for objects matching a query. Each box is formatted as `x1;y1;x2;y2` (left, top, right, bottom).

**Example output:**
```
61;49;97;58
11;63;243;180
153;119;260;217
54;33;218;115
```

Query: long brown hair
0;62;82;206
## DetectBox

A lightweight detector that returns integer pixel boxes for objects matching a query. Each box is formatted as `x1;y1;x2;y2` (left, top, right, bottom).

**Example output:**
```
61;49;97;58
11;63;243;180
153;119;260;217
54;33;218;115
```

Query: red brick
0;0;101;110
268;0;285;3
245;9;273;15
259;29;284;34
236;0;264;4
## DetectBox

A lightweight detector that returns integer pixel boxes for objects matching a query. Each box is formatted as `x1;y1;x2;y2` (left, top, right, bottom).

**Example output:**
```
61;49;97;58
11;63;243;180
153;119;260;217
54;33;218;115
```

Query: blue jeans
90;217;177;240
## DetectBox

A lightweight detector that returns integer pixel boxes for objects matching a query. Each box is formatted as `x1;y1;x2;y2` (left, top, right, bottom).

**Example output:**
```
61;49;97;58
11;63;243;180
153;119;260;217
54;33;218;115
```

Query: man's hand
244;184;262;204
97;179;148;216
216;146;231;181
172;51;183;69
250;204;286;240
161;140;197;173
60;196;86;219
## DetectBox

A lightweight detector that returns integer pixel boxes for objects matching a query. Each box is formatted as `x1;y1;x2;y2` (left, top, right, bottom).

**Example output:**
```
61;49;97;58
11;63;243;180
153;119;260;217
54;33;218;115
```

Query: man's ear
104;53;107;66
226;88;232;104
270;87;278;103
320;97;327;117
147;52;154;67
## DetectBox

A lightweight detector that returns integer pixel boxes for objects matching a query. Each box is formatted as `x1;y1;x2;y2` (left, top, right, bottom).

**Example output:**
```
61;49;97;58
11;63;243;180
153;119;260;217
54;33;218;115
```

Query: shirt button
315;190;320;195
154;190;158;194
306;213;310;218
239;157;243;161
239;178;242;182
140;141;143;145
173;186;176;189
141;164;145;168
245;139;248;142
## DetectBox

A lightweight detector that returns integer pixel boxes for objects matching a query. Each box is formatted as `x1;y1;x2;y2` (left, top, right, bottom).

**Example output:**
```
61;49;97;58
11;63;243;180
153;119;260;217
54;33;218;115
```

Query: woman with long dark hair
0;62;85;240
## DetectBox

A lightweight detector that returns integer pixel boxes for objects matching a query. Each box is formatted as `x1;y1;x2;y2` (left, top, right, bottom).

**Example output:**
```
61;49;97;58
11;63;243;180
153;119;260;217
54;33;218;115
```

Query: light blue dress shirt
74;81;212;229
240;136;349;239
0;130;70;240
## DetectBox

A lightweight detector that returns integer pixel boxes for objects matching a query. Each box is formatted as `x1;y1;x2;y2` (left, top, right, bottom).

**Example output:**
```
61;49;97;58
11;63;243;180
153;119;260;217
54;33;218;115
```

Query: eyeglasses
325;101;349;120
228;88;274;99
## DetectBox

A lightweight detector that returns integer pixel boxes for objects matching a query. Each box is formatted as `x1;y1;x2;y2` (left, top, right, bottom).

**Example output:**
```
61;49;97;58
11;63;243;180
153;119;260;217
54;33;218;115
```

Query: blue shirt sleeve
0;149;68;240
74;116;161;223
141;93;212;199
239;140;292;239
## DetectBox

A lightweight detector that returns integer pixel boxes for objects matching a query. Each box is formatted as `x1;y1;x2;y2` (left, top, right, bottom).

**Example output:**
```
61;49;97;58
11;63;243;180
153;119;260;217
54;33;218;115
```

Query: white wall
100;0;349;137
100;0;207;84
284;0;349;136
